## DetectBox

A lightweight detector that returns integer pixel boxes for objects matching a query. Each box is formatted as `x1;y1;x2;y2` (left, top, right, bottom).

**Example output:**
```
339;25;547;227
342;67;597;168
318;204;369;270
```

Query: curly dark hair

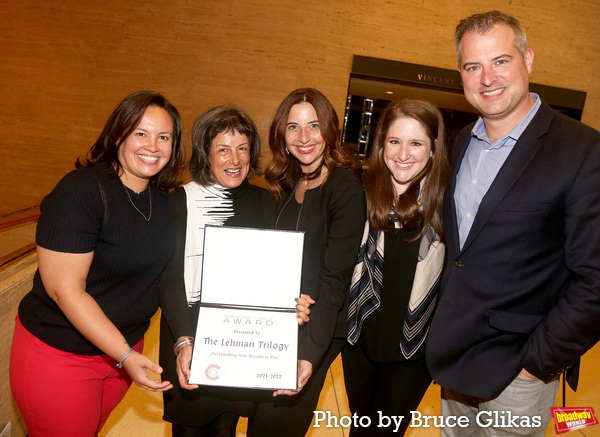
188;106;262;186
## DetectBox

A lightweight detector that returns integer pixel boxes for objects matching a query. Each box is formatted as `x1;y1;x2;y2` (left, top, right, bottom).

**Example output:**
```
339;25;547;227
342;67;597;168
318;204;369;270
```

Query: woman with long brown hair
247;88;366;436
10;91;185;437
343;99;449;436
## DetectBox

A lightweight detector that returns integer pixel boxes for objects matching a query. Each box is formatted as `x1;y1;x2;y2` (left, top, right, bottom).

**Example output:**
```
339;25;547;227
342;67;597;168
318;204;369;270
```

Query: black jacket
276;167;366;366
427;101;600;398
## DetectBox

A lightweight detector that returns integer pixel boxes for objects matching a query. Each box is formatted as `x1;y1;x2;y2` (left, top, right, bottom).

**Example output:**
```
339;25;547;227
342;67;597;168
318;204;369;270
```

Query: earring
285;148;290;155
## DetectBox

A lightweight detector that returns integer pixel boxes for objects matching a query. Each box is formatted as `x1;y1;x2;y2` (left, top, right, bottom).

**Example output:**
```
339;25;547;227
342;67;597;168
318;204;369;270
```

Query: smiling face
284;102;326;174
459;24;534;129
208;130;250;188
383;117;432;195
117;105;173;192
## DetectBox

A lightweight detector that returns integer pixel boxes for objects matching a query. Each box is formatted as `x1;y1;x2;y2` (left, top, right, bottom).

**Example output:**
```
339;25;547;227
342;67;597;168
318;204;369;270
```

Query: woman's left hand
295;294;315;325
272;359;313;397
122;351;173;392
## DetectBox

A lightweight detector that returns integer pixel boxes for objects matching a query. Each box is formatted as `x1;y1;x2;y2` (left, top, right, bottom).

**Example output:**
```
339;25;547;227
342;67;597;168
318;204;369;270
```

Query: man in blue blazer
426;10;600;436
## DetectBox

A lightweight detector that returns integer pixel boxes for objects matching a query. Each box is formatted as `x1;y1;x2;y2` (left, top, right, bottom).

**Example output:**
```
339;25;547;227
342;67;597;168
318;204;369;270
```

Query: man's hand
517;368;538;380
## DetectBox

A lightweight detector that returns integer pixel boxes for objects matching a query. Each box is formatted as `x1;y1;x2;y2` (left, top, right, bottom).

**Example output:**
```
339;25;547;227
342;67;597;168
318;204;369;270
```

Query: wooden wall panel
1;0;599;215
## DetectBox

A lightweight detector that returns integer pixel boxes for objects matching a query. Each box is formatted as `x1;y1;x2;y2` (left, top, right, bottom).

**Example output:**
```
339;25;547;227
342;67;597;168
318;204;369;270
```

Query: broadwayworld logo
551;407;598;434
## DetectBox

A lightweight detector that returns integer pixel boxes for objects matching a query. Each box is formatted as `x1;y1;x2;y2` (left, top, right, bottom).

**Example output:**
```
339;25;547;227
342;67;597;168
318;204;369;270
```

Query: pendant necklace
123;182;152;221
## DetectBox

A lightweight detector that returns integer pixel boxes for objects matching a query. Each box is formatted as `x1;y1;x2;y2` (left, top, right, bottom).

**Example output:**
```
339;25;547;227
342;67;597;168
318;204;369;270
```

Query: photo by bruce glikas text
313;410;542;432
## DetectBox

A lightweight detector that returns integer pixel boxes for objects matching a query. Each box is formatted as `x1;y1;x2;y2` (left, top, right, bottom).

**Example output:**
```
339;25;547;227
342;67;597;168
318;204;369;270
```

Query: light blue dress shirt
454;93;542;250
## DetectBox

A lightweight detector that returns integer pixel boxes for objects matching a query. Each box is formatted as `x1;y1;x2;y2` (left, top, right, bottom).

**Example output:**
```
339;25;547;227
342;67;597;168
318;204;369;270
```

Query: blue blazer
426;101;600;399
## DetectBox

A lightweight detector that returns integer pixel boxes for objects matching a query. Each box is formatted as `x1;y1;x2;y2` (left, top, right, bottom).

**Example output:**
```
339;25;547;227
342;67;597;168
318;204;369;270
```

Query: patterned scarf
347;222;445;359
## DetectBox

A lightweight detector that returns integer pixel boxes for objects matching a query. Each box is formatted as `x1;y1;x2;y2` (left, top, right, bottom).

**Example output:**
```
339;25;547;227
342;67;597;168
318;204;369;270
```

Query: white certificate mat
200;226;304;308
189;226;304;390
189;307;298;389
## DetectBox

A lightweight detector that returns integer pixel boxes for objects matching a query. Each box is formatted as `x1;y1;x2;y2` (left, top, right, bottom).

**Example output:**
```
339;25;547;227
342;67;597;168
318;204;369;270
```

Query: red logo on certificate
551;407;598;434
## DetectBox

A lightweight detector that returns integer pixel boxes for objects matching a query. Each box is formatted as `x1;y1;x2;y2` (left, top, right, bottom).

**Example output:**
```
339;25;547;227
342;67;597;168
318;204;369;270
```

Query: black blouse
360;227;422;362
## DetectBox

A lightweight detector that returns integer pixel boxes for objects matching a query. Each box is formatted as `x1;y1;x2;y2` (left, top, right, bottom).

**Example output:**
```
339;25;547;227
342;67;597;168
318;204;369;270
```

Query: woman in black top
159;106;312;437
344;99;449;436
247;88;366;436
10;91;185;437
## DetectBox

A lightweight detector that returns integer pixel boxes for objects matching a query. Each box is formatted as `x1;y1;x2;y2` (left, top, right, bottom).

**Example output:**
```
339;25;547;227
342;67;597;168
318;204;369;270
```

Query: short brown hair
455;11;528;64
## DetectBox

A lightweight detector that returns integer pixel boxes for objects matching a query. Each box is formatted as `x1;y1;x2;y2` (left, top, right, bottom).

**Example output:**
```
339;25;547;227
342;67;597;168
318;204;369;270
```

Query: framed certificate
188;226;304;390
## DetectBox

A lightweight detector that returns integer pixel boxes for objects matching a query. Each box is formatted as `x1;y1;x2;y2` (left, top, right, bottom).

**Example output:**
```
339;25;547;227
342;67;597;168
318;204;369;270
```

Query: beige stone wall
1;0;599;215
0;254;37;437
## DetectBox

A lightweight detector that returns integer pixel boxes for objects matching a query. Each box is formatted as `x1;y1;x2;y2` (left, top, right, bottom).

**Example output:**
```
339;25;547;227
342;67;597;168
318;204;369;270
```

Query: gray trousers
440;376;560;437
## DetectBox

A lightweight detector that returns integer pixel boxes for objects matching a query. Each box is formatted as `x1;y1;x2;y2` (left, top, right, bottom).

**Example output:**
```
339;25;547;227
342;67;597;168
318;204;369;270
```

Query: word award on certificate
188;226;304;391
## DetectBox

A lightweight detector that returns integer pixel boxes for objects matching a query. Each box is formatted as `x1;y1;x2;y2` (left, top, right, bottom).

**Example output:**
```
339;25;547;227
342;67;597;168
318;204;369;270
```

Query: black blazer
276;167;366;367
426;101;600;399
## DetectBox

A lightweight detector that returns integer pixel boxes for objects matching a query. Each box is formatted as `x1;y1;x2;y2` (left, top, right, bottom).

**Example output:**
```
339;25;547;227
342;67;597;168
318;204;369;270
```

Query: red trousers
10;316;143;437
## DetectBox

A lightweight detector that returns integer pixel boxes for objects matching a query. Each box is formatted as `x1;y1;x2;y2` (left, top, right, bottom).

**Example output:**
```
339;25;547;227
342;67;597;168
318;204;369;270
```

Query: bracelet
116;348;135;368
173;337;194;356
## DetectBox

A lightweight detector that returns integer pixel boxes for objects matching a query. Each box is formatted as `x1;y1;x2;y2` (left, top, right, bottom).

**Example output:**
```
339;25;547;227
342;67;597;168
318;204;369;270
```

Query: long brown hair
76;90;185;192
364;99;449;240
265;88;352;194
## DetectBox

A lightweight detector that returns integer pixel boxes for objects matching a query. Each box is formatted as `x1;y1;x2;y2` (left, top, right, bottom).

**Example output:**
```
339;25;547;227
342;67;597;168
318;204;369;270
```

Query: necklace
122;183;152;221
301;167;327;190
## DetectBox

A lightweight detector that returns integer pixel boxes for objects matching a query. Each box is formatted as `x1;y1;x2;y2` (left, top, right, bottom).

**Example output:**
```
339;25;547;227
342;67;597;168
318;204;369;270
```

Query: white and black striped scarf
347;222;445;359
